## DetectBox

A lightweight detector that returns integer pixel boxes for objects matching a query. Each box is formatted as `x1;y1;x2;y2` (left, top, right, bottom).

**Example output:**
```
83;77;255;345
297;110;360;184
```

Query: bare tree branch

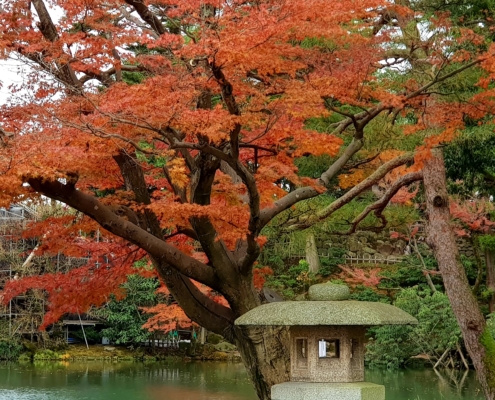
31;0;81;89
26;177;220;291
124;0;167;36
239;143;277;155
120;5;160;39
320;137;364;186
347;171;423;234
405;59;482;100
258;136;368;229
345;153;380;170
210;62;241;159
285;152;415;231
411;233;437;293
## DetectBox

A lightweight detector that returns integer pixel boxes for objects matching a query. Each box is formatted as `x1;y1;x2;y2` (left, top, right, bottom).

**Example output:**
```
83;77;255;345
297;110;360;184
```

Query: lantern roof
235;283;418;327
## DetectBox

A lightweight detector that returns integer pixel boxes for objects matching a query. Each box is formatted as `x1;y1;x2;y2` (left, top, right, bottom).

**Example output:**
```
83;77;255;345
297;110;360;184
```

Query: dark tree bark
234;326;290;400
423;149;495;400
27;156;289;400
485;249;495;313
305;233;321;274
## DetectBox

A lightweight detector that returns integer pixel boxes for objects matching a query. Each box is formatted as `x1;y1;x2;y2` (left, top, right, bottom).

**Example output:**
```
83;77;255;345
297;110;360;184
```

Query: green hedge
0;339;23;361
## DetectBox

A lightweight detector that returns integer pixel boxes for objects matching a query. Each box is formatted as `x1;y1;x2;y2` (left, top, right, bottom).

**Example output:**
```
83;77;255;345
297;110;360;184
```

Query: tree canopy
1;0;495;398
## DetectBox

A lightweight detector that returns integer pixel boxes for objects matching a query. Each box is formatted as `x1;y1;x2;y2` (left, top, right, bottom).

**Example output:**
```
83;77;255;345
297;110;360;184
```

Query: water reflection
0;361;484;400
0;361;256;400
366;368;484;400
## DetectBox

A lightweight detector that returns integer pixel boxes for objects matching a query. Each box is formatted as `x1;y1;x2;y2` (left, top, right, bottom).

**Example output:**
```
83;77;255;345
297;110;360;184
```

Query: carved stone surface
308;283;350;301
290;326;365;383
234;283;417;393
234;300;418;326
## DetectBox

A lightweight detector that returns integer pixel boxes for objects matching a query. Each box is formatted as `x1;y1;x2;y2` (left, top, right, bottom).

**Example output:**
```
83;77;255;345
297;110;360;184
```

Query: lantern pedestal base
271;381;385;400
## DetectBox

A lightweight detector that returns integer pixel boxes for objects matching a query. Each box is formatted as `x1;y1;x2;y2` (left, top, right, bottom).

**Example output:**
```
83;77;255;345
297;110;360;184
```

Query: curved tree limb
113;152;235;339
260;186;320;229
320;137;364;186
347;171;423;234
154;260;236;341
124;0;167;36
259;104;388;226
258;137;367;230
28;154;236;339
285;152;415;231
31;0;81;89
405;59;483;101
26;177;221;291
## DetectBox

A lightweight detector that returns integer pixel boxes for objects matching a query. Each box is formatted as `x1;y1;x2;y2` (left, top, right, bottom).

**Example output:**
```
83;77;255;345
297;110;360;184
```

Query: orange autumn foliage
449;199;495;237
0;0;491;350
253;267;274;290
142;280;228;332
338;266;383;287
338;170;367;190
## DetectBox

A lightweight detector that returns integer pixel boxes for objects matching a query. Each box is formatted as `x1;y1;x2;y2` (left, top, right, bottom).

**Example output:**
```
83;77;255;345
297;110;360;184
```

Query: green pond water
0;361;484;400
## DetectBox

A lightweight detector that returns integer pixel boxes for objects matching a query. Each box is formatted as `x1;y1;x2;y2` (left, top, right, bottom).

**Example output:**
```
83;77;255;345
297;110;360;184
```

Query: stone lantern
235;283;418;400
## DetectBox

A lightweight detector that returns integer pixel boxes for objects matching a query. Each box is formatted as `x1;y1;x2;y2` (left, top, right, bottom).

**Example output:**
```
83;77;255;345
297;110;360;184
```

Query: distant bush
70;326;102;344
266;260;316;299
366;287;461;368
487;313;495;340
319;247;346;276
350;286;390;303
96;275;161;345
17;353;32;362
34;349;61;361
0;339;23;361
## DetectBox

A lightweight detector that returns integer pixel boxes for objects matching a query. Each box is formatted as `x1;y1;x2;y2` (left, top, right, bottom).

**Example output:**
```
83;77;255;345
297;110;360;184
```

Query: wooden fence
344;253;403;265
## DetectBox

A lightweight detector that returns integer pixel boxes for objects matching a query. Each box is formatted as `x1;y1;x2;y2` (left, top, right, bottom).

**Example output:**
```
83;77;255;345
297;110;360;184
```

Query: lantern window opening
318;338;340;359
295;337;308;368
351;338;359;359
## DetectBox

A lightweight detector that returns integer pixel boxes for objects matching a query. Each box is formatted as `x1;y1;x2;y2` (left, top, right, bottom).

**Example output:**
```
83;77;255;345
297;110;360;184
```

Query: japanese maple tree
1;0;495;398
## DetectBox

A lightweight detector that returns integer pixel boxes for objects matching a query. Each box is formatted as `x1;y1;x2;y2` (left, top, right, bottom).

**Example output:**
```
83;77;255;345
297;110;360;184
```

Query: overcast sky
0;59;27;105
0;2;63;106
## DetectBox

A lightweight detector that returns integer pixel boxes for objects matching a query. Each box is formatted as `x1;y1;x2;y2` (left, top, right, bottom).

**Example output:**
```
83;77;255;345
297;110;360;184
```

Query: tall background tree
1;0;495;398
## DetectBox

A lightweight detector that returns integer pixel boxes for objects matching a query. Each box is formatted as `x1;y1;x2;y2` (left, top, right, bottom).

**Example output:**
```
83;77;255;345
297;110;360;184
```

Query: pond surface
0;361;484;400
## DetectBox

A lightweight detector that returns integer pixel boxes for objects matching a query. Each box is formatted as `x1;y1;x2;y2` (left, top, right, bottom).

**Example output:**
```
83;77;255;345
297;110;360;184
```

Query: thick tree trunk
472;235;484;296
112;151;289;400
305;233;321;274
222;277;290;400
423;149;495;400
156;257;289;400
233;325;290;400
485;249;495;313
